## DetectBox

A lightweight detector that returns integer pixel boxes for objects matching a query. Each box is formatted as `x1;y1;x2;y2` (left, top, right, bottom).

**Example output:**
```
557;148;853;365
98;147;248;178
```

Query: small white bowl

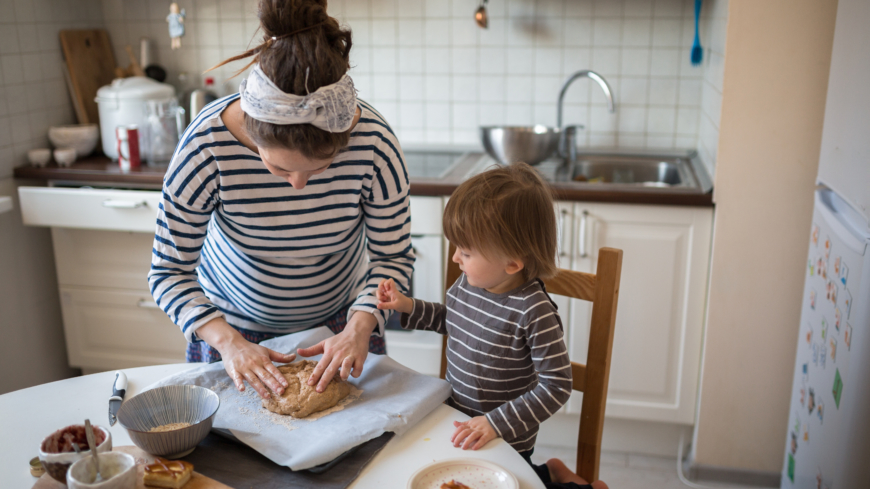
49;124;99;158
67;452;136;489
54;147;77;167
28;148;52;167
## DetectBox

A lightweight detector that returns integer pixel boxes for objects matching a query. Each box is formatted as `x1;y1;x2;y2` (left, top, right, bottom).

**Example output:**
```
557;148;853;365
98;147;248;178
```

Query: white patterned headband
239;64;357;133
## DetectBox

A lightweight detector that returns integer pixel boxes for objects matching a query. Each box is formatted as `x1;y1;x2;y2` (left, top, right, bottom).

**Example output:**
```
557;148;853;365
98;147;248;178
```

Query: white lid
96;76;175;101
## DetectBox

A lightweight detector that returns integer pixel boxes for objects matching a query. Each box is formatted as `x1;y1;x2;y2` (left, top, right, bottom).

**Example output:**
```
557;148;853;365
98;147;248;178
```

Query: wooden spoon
84;419;103;482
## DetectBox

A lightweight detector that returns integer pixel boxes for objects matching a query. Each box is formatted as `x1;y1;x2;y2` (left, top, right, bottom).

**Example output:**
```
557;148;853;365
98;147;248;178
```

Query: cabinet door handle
578;210;589;258
103;199;147;209
137;299;160;309
559;209;570;258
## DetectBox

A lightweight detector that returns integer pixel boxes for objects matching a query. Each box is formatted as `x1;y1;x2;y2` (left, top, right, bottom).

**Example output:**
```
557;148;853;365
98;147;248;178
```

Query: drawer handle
103;199;147;209
137;299;161;309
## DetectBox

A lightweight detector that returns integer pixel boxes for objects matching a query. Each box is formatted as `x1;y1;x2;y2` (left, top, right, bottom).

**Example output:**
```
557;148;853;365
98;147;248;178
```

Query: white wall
0;0;104;394
697;0;728;179
101;0;726;175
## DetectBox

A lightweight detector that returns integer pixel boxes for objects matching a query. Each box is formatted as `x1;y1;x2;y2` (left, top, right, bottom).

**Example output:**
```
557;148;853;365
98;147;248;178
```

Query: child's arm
485;302;573;442
376;278;448;334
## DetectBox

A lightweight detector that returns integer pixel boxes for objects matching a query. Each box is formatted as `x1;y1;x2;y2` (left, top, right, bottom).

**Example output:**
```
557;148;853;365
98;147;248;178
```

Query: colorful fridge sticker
810;289;816;310
818;256;827;279
802;422;810;442
824;235;831;259
821;317;827;340
832;368;843;409
820;343;827;368
800;383;807;406
802;362;809;380
830;338;837;363
808;258;815;276
805;325;813;346
834;307;841;331
826;279;838;304
813;342;820;366
807;387;815;414
817;399;824;423
833;256;840;276
787;453;795;482
811;224;819;246
843;287;852;318
839;261;848;286
845;323;852;350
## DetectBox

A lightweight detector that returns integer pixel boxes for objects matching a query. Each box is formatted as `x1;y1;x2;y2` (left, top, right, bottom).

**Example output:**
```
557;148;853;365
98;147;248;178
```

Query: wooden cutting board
31;446;233;489
59;29;117;125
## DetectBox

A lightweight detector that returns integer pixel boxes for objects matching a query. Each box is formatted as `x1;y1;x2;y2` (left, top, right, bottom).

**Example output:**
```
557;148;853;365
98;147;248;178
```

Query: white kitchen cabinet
562;202;713;424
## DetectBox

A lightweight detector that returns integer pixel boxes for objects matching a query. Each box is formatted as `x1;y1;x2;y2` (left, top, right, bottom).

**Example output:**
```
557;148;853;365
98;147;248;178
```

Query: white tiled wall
697;0;727;178
99;0;726;175
0;0;105;177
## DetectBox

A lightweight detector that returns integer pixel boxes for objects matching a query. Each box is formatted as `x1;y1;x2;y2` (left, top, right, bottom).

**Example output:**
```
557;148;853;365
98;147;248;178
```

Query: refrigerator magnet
833;256;841;276
826;279;838;304
844;323;852;351
832;368;843;409
816;399;824;423
808;258;815;276
829;338;837;363
800;384;807;406
805;325;813;346
820;343;827;368
821;317;828;340
810;289;817;309
807;387;815;414
812;224;819;246
818;256;827;279
839;262;848;286
824;235;831;259
802;422;810;442
787;453;795;483
842;288;852;318
835;307;841;331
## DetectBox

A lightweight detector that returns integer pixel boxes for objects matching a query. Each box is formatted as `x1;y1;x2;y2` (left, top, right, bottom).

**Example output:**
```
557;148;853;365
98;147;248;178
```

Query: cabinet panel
53;228;154;289
565;203;713;424
60;287;187;370
19;187;161;232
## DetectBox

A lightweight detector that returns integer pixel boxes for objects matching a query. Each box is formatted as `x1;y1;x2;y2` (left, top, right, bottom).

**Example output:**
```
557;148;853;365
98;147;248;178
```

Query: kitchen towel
145;326;452;470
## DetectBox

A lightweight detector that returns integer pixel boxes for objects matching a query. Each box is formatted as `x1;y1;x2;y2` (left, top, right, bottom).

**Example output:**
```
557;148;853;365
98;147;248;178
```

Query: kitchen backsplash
0;0;104;178
2;0;727;178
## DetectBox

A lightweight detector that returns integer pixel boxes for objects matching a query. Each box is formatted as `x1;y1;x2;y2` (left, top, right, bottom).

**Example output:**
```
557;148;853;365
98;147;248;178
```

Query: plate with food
407;458;518;489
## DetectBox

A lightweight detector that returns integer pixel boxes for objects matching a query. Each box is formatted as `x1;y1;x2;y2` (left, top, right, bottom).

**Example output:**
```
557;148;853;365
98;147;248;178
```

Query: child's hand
376;279;413;314
451;416;498;450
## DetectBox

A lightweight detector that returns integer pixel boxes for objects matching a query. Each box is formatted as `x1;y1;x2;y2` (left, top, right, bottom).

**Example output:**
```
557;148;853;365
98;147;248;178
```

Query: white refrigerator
781;0;870;487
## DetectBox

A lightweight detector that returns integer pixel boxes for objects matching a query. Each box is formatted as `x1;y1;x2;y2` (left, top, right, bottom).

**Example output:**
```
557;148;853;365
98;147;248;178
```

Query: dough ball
262;360;351;418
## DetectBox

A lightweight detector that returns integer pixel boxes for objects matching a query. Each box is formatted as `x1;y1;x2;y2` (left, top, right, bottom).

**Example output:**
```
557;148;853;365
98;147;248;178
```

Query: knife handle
110;371;127;401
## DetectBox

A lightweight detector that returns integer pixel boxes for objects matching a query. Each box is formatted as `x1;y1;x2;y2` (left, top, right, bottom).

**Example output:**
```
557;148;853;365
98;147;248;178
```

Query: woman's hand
376;279;414;314
451;417;498;450
196;317;294;399
296;311;377;392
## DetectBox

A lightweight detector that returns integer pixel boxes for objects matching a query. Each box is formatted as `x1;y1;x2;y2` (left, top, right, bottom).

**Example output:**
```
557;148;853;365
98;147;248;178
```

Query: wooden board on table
32;446;233;489
58;29;117;125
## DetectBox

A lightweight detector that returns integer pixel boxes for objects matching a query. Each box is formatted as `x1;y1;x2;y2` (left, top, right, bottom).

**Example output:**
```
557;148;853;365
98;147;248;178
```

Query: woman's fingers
243;370;270;399
316;357;342;392
351;355;365;378
297;341;325;358
269;349;296;364
230;369;245;392
255;364;285;394
264;361;289;388
340;355;354;381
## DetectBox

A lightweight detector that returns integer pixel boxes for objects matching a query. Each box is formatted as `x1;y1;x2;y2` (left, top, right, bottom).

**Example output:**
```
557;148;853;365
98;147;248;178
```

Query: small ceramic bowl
67;452;136;489
27;148;52;167
38;424;112;483
48;124;99;158
53;147;77;167
118;385;220;458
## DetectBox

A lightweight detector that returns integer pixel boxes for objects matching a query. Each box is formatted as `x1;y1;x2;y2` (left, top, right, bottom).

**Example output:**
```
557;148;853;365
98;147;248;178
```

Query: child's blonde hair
443;162;558;280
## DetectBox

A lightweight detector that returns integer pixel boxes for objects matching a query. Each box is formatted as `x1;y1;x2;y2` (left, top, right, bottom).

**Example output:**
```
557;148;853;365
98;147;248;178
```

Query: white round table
0;364;544;488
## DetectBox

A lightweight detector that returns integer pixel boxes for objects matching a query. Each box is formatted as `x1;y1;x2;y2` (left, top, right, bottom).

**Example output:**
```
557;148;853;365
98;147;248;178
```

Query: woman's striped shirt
148;95;414;342
401;275;573;453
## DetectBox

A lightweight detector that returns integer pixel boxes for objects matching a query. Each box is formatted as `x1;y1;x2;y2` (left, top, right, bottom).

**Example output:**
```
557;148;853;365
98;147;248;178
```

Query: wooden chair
440;243;623;483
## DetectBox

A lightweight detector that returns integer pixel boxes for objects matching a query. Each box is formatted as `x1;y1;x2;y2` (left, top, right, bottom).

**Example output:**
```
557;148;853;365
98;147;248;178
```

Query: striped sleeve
485;300;572;439
147;140;224;342
400;298;448;335
348;117;415;335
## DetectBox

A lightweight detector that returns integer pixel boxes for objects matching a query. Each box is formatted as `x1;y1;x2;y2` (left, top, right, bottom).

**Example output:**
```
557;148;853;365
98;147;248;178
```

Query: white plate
407;458;519;489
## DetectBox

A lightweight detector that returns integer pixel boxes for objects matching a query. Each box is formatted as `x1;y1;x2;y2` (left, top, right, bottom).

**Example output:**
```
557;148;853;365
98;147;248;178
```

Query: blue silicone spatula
691;0;703;66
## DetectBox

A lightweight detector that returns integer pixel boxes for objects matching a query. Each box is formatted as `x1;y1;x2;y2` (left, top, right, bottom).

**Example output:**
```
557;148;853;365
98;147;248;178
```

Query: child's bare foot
545;459;609;489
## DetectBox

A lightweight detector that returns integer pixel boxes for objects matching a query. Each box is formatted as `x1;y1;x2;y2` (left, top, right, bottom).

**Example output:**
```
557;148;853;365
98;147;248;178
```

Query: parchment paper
145;327;452;470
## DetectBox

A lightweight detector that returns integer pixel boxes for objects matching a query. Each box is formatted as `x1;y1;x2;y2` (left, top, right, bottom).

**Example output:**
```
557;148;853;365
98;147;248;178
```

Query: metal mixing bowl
480;125;562;166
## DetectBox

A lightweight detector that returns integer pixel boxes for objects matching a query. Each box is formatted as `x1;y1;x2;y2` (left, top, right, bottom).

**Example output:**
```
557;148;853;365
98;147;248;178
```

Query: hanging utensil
475;0;489;29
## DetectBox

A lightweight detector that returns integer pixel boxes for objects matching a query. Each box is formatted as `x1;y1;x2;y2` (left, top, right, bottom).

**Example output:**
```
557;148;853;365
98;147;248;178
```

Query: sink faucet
556;70;616;159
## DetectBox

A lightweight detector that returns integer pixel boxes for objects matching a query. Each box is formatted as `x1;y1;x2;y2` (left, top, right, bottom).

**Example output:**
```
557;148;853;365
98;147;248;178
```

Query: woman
148;0;413;400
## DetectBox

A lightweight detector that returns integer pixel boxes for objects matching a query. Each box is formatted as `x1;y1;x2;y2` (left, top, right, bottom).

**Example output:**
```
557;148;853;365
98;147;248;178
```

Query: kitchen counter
14;153;714;207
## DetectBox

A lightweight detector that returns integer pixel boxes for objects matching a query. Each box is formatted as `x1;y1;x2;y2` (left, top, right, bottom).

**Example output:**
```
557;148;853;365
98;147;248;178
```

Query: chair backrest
441;243;623;483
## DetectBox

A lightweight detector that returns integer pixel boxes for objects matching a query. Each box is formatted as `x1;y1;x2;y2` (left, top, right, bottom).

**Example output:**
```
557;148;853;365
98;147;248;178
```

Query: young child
378;163;593;487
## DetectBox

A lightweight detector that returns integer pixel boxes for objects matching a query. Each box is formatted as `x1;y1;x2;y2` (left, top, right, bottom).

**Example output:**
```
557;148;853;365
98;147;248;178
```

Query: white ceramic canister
96;77;175;160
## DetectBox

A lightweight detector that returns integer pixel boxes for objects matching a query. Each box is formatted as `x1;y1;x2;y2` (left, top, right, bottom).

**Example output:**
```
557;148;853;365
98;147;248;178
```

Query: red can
116;125;141;170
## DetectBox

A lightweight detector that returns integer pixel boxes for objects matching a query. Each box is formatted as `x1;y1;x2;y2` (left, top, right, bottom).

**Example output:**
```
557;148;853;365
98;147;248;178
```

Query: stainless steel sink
557;155;694;188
